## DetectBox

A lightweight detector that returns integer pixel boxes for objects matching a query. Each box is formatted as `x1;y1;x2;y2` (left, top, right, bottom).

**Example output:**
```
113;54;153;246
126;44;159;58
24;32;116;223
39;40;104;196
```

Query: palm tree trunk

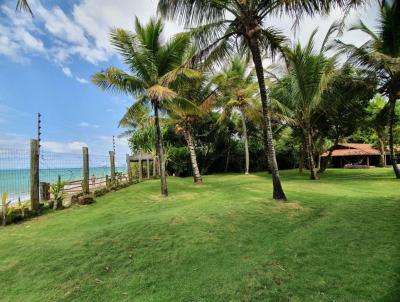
299;139;306;173
303;126;319;180
319;137;339;173
239;108;250;175
378;137;386;167
183;127;202;184
248;38;286;201
225;147;230;172
387;95;400;178
154;102;168;196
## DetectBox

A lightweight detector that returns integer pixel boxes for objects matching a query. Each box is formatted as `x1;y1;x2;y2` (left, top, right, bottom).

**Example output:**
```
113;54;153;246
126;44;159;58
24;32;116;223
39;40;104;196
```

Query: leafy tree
213;57;260;175
271;27;337;179
336;0;400;178
92;18;198;196
317;65;377;172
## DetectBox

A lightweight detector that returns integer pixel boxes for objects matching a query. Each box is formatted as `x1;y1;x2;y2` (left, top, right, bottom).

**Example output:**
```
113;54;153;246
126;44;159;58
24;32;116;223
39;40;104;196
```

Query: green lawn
0;169;399;302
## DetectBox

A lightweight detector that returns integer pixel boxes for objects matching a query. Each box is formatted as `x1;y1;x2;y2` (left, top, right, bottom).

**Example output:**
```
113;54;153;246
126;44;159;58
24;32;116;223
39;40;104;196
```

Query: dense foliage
92;0;400;199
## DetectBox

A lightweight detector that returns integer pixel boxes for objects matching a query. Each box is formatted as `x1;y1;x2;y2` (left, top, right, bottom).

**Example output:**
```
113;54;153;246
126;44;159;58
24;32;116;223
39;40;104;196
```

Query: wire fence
0;143;129;205
0;147;31;203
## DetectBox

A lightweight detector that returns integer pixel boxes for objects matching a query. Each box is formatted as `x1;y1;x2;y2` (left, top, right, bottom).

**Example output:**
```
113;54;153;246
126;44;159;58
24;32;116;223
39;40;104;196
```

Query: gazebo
321;143;381;168
127;153;158;180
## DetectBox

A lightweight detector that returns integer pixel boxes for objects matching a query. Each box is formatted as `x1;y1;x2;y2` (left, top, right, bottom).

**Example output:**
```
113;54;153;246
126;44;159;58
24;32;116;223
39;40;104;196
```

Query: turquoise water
0;166;126;202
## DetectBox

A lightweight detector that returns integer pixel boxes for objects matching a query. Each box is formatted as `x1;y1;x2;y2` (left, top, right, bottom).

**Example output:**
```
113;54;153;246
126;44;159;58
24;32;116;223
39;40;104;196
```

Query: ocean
0;166;126;202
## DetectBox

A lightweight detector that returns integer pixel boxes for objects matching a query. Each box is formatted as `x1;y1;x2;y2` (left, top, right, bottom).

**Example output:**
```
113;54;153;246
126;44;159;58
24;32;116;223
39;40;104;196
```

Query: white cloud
0;133;31;151
79;122;100;128
0;0;378;70
41;140;88;153
97;135;129;153
0;0;181;65
61;66;73;77
76;77;89;84
60;66;89;83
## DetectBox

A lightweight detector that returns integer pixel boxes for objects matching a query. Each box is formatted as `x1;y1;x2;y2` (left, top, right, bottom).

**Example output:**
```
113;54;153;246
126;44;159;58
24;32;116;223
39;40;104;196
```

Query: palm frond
91;67;146;96
147;84;177;101
16;0;33;16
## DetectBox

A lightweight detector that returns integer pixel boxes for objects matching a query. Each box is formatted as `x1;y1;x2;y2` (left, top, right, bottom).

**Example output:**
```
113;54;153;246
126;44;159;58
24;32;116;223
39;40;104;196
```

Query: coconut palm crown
271;27;337;180
92;17;199;196
213;57;260;175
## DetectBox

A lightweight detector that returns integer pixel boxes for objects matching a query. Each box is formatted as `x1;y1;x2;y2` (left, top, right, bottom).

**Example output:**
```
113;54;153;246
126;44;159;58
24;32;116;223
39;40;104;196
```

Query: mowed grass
0;169;399;302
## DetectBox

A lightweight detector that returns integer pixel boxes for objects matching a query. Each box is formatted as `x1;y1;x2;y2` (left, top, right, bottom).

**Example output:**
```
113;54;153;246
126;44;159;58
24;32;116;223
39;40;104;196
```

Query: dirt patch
271;202;305;218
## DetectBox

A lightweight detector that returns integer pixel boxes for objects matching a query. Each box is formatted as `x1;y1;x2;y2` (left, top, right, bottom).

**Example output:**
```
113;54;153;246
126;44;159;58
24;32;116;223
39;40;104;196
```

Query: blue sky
0;0;377;156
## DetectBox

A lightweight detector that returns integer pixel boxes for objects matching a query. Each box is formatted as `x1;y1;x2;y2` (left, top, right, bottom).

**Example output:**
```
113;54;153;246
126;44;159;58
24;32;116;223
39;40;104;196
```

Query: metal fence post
30;139;40;213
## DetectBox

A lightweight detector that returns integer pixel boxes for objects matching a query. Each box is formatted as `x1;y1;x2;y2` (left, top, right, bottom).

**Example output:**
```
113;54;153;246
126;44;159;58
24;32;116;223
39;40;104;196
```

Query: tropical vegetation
92;18;199;196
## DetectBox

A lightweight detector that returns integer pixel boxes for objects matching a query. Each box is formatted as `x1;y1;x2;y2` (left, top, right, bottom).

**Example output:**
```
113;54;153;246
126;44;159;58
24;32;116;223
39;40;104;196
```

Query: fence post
146;159;150;179
109;151;115;182
30;139;40;213
126;154;132;182
152;157;156;178
82;147;90;195
138;156;142;182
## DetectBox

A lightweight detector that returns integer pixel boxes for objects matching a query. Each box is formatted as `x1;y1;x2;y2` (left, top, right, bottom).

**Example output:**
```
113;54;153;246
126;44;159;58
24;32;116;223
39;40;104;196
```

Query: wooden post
366;156;370;166
152;157;156;177
82;147;90;194
39;182;50;201
30;139;40;213
146;158;150;179
138;157;142;182
126;154;132;182
109;151;115;182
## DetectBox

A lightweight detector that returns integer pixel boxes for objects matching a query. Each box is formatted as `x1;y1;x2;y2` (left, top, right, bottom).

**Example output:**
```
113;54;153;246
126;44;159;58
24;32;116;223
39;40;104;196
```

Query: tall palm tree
271;27;337;180
213;57;260;175
336;0;400;178
168;77;215;184
157;0;367;200
92;18;198;196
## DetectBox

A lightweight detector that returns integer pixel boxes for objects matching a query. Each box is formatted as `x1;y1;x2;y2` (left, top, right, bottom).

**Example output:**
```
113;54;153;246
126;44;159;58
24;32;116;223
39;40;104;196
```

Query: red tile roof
321;143;381;157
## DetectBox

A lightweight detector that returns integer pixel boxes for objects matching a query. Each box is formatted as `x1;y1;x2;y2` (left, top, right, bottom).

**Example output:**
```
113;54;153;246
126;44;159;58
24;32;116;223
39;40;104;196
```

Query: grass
0;169;399;302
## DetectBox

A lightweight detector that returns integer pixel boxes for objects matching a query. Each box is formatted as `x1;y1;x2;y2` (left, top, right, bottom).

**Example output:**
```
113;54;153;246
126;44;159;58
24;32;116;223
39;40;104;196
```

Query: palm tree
16;0;32;15
271;27;337;180
92;18;198;196
336;0;400;178
367;95;390;167
118;102;153;138
213;57;260;175
157;0;368;200
168;77;216;184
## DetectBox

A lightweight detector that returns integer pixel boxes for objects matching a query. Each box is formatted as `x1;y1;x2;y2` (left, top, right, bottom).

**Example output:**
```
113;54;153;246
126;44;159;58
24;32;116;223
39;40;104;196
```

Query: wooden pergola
126;153;158;181
321;143;381;168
